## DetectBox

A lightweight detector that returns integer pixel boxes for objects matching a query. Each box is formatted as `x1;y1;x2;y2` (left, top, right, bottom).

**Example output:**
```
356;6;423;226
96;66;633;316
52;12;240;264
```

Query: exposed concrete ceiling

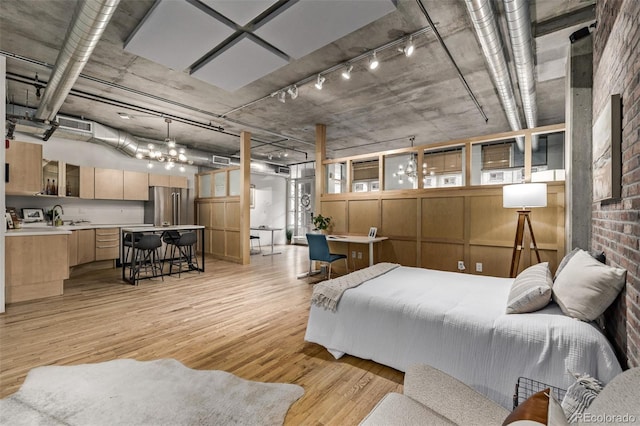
1;0;594;166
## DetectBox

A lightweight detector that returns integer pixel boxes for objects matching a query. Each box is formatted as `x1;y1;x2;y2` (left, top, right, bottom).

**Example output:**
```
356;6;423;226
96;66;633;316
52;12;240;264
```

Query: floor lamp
503;183;547;278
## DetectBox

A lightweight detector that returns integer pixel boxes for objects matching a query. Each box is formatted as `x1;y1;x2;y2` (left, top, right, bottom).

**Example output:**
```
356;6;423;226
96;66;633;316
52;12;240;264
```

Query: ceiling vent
212;155;231;166
277;166;290;175
57;116;93;133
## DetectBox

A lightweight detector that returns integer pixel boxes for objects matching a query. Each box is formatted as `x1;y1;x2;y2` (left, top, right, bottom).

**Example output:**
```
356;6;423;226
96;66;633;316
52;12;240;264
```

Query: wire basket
513;377;567;410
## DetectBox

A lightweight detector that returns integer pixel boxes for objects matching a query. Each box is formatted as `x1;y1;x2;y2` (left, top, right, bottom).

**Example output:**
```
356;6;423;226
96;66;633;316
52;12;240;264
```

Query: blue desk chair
306;233;348;279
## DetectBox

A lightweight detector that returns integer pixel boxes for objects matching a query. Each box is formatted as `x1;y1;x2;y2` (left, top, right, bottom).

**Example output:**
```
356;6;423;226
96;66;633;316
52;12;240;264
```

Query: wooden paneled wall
320;183;565;277
197;198;241;263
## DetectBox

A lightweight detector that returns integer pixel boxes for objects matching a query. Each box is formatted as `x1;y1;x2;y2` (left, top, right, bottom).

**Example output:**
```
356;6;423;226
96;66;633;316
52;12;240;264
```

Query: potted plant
286;228;293;244
312;214;332;234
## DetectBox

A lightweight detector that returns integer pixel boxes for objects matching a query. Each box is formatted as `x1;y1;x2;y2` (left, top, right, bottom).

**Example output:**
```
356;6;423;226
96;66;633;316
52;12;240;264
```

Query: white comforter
304;266;622;409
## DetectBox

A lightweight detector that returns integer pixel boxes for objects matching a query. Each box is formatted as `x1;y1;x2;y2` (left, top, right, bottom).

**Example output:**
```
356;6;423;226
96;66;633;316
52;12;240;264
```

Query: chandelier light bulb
147;161;153;169
369;52;379;70
165;163;171;170
169;148;178;157
167;139;176;148
178;147;186;154
179;166;186;172
135;152;143;159
147;143;155;150
178;153;187;162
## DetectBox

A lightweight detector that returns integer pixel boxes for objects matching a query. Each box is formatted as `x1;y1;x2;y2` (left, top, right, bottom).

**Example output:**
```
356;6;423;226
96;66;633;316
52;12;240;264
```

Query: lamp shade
503;183;547;209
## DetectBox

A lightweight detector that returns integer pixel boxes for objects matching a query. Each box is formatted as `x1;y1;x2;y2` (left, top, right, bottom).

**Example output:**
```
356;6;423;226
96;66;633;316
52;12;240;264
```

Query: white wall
250;173;287;245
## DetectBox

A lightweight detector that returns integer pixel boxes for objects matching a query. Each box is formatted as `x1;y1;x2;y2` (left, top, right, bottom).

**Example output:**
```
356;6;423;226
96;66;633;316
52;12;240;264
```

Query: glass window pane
472;138;523;185
214;172;227;196
198;174;211;198
352;158;379;192
423;146;465;188
228;169;240;196
385;153;418;190
531;131;565;182
326;163;346;194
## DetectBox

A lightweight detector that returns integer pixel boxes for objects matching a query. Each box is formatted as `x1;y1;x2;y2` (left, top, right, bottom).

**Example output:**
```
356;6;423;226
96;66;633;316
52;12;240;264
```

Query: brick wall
592;0;640;368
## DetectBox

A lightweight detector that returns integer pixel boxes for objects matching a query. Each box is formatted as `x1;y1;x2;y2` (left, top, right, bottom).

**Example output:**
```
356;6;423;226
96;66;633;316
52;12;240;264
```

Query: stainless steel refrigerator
144;187;193;226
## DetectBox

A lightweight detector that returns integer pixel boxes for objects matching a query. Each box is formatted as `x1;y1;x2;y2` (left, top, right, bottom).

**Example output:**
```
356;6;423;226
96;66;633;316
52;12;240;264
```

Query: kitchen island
4;223;152;303
120;225;205;285
5;228;71;303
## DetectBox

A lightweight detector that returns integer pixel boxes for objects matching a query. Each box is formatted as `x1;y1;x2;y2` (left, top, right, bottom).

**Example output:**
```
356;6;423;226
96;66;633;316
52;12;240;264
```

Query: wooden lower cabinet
68;230;79;267
5;235;69;303
77;229;96;265
95;228;120;261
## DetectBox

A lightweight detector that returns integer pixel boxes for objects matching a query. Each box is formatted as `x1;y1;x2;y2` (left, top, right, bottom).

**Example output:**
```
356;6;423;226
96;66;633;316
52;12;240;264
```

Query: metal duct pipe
91;122;243;169
464;0;524;149
35;0;120;122
503;0;538;149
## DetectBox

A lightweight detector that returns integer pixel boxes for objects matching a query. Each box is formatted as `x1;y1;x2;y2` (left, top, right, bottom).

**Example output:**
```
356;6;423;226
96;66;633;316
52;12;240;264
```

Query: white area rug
0;358;304;425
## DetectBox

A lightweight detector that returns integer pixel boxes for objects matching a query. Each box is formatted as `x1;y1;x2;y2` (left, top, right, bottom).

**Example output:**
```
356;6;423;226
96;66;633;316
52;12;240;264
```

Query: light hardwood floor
0;245;403;425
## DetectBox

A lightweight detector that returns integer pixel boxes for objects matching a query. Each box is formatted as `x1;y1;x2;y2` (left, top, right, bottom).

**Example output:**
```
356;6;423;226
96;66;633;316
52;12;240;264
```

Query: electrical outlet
476;262;483;272
457;261;465;271
357;252;362;259
351;251;356;258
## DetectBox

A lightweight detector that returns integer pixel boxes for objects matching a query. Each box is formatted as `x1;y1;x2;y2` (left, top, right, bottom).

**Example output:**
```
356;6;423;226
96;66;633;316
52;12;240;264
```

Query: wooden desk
250;227;283;256
326;235;388;267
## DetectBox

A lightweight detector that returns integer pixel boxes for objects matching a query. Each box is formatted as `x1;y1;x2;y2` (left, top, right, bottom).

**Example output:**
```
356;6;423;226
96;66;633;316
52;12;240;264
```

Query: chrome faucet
51;204;64;226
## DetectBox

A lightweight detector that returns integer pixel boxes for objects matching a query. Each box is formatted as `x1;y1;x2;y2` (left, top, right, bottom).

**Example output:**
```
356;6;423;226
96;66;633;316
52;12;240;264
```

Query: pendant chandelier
393;137;426;185
135;118;191;171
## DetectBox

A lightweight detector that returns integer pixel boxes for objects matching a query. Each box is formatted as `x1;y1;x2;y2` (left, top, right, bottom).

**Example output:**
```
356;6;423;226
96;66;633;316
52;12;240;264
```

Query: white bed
304;266;622;409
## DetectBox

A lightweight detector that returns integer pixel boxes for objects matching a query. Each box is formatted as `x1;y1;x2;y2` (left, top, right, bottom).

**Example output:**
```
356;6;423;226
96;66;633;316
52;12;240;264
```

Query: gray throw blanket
311;262;400;311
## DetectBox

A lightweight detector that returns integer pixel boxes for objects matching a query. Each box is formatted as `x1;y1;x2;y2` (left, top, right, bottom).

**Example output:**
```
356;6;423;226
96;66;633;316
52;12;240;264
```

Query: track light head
341;64;353;80
278;91;286;103
287;84;298;99
369;52;379;70
404;36;415;57
315;74;326;90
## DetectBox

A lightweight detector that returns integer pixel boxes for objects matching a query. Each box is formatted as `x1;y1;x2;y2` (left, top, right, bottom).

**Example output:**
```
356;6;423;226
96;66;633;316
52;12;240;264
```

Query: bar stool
161;230;181;263
168;232;200;277
131;234;163;284
123;232;143;278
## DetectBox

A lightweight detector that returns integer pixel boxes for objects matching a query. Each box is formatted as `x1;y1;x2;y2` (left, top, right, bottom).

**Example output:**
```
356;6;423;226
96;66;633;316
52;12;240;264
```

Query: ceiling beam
534;5;596;38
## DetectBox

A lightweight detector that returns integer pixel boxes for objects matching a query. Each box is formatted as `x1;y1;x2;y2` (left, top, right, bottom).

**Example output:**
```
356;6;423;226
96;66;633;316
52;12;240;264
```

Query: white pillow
552;250;626;321
506;263;553;314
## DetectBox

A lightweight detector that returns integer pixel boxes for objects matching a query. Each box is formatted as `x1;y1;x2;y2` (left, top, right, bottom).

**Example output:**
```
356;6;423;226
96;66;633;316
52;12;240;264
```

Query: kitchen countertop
6;223;153;237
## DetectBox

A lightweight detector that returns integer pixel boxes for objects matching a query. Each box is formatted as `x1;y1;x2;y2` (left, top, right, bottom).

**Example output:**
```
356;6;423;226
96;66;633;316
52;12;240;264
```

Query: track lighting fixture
403;36;415;57
369;52;379;70
287;84;298;99
341;65;353;80
268;26;431;105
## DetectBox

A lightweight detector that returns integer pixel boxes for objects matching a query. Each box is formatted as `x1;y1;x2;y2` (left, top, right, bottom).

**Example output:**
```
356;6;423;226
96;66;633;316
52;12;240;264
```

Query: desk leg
121;229;125;282
201;227;205;272
263;229;282;256
369;242;374;267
